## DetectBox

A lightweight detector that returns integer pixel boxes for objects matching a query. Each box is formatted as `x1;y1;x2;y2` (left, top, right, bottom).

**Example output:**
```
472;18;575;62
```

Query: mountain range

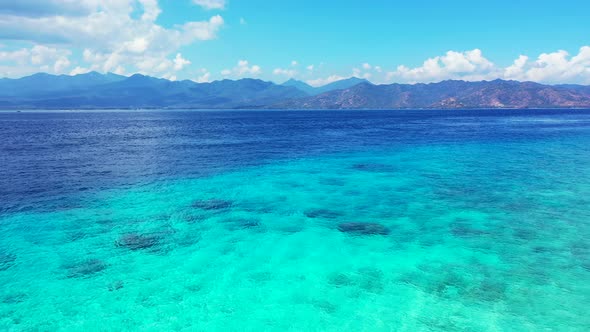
1;72;590;109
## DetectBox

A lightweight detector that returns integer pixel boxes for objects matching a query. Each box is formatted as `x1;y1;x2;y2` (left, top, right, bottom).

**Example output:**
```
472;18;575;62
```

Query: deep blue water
1;109;590;330
2;109;589;214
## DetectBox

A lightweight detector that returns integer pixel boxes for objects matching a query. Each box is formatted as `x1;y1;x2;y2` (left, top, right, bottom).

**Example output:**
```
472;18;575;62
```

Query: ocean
1;109;589;331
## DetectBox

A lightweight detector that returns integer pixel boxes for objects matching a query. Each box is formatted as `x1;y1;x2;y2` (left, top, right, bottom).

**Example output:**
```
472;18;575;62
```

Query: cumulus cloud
0;48;30;65
194;68;211;83
352;63;382;80
514;47;590;83
504;55;528;79
70;66;91;75
173;53;191;71
193;0;226;10
134;53;189;77
306;75;346;87
273;60;299;77
30;45;70;67
273;68;297;77
0;0;224;78
388;49;495;83
385;47;590;84
53;56;71;73
221;60;261;77
0;45;72;76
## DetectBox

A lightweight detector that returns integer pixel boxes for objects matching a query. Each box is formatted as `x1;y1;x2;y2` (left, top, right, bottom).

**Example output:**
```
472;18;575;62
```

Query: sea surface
1;109;590;331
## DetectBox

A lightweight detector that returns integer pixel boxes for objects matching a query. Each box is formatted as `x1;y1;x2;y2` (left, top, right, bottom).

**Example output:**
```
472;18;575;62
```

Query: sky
0;0;589;86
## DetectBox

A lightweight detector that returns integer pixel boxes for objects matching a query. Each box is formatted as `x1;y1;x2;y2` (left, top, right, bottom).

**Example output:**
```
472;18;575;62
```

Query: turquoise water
1;110;590;330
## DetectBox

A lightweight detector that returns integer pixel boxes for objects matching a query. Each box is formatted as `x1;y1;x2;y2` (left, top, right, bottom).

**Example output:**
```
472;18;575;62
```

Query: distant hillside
1;72;590;109
278;80;590;109
0;72;306;109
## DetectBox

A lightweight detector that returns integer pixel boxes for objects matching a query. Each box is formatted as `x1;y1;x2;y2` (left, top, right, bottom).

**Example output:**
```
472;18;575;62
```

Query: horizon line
2;71;587;88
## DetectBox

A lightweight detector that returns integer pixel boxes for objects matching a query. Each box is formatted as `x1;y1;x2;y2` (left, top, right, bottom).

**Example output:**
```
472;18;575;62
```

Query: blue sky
1;0;589;85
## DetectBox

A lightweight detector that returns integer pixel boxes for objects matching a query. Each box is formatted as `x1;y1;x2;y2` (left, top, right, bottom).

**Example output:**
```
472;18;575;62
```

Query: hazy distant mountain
316;77;371;94
1;72;590;109
0;72;125;97
0;73;306;109
282;77;371;96
281;79;317;95
278;80;590;109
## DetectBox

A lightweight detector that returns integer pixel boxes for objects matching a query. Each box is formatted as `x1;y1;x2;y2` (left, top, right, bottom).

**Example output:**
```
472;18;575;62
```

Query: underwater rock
451;226;490;238
116;233;160;250
223;218;261;230
67;259;107;278
466;279;507;302
108;280;124;292
356;267;385;293
276;225;304;234
66;231;87;242
351;163;397;173
192;199;233;210
183;214;205;223
319;178;345;186
513;228;537;240
312;300;338;314
532;246;556;254
327;272;354;287
337;222;390;235
2;293;27;304
304;208;343;219
0;252;16;271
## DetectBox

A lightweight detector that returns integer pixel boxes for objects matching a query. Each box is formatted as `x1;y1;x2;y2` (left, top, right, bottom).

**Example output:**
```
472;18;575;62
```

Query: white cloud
70;66;91;75
0;0;223;78
273;61;299;77
193;0;226;10
353;67;371;79
504;55;528;79
517;47;590;83
388;49;495;83
385;47;590;84
53;56;71;73
352;63;382;80
162;73;177;81
221;60;261;77
113;65;126;75
306;64;314;71
30;45;67;65
31;45;72;74
139;0;161;22
273;67;297;77
124;37;149;54
173;53;191;71
194;68;211;83
0;48;30;64
182;15;225;41
306;75;346;87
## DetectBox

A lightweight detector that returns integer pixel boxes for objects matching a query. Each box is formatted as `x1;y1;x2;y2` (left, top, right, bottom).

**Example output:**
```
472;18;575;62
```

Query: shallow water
1;109;590;331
